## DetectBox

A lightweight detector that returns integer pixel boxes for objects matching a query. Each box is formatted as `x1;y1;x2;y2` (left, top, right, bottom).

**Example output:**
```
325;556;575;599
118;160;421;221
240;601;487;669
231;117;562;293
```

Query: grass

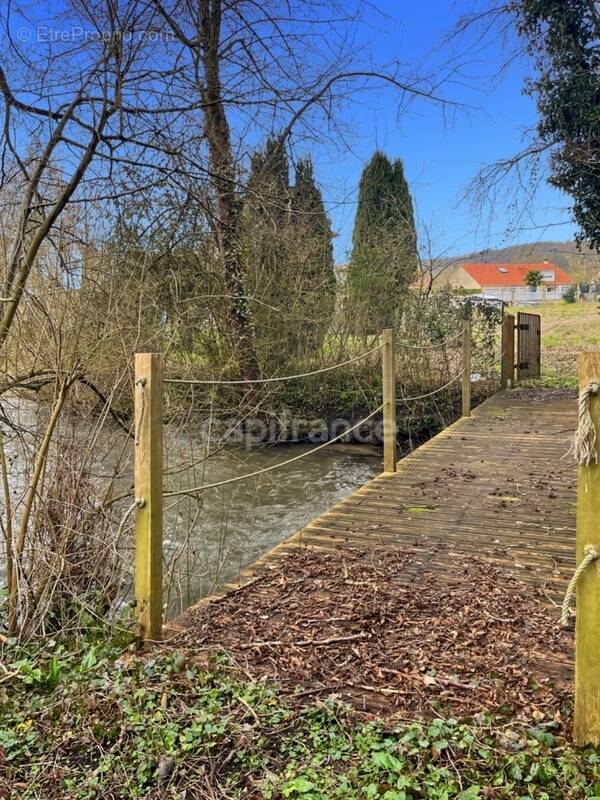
2;633;600;799
507;300;600;388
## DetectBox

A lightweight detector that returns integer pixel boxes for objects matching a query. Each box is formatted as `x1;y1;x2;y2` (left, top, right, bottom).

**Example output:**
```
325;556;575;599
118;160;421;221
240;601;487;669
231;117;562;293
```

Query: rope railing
393;344;505;405
569;380;600;465
395;367;466;404
134;377;146;446
164;331;465;387
561;544;599;626
131;320;513;640
164;344;383;386
165;359;478;496
395;330;464;350
164;403;385;498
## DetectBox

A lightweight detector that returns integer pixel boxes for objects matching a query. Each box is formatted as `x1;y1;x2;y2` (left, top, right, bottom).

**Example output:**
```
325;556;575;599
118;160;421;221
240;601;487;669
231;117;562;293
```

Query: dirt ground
168;545;574;728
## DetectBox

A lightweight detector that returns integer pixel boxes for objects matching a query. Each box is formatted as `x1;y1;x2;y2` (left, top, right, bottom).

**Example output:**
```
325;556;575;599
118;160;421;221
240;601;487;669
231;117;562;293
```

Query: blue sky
8;0;576;264
309;0;577;263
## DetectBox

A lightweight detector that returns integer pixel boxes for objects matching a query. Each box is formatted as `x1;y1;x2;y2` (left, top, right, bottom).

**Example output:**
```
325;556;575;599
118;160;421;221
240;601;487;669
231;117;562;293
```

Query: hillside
460;240;600;282
419;239;600;291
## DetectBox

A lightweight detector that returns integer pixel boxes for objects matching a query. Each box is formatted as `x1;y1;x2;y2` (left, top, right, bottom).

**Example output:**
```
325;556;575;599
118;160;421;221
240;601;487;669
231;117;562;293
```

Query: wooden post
134;353;163;640
501;313;515;390
461;317;471;418
574;352;600;745
381;328;396;473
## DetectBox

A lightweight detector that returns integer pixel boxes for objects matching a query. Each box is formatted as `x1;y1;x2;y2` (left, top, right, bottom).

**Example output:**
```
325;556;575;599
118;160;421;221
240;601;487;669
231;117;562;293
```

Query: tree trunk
199;0;259;379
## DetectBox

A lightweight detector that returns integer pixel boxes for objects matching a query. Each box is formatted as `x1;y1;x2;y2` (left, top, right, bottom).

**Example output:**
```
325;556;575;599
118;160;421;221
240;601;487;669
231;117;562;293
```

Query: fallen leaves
171;545;573;728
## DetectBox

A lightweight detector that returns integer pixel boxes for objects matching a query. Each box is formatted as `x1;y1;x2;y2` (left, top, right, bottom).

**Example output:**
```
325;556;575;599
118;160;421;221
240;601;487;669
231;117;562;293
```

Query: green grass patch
1;634;600;799
508;301;599;387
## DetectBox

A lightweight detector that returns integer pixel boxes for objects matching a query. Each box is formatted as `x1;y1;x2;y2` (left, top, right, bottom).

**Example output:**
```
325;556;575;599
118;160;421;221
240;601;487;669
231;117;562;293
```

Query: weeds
1;634;600;799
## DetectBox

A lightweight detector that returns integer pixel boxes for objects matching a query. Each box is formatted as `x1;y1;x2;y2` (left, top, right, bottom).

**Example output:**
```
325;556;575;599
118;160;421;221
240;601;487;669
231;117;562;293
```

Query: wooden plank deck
167;388;578;635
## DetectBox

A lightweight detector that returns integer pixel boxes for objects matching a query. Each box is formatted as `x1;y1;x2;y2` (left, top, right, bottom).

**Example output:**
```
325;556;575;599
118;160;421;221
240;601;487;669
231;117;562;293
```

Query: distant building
444;261;574;304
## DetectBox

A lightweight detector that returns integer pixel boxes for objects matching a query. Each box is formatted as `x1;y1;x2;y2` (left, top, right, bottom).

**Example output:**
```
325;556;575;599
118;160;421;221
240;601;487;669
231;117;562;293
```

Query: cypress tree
290;157;335;350
239;143;336;361
238;138;291;364
245;137;290;221
347;151;417;331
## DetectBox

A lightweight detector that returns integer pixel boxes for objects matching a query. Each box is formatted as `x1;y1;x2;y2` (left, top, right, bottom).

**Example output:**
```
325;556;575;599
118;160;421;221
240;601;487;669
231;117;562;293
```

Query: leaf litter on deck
168;545;573;728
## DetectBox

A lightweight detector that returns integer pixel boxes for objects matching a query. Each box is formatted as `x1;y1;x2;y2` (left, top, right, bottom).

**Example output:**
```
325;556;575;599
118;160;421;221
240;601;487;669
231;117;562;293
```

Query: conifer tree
239;142;336;361
290;157;335;349
347;151;417;331
238;138;291;363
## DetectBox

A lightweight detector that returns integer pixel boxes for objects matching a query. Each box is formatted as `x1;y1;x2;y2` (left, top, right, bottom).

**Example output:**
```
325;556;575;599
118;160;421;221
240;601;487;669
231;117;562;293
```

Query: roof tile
462;262;573;288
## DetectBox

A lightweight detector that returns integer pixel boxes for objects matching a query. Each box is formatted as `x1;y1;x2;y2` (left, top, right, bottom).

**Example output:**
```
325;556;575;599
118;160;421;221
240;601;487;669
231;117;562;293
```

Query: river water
0;397;381;614
161;429;381;610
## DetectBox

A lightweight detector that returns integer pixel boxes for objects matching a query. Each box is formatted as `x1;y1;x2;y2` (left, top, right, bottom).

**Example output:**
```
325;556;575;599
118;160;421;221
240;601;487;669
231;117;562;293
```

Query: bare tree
152;0;459;375
0;0;464;636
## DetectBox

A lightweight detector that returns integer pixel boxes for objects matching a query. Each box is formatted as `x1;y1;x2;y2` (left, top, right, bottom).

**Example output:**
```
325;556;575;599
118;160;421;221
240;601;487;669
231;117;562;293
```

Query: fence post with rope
501;313;515;390
570;351;600;745
134;327;473;636
134;352;163;641
381;327;397;473
461;316;471;418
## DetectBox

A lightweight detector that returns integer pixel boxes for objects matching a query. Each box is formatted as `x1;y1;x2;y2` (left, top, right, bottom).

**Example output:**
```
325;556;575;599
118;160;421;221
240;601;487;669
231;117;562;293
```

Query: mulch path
168;545;574;727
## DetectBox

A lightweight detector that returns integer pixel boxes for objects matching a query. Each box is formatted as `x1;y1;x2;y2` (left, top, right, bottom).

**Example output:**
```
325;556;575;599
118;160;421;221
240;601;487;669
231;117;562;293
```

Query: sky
310;0;577;263
7;0;577;265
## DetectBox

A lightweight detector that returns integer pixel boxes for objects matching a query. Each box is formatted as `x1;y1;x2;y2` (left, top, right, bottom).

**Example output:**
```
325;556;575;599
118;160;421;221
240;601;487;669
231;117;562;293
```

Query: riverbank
165;378;496;452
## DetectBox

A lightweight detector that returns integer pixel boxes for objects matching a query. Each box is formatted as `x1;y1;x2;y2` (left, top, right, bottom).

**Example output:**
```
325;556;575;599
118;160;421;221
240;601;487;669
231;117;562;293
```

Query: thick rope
569;380;600;465
134;377;146;446
116;497;146;541
561;544;600;626
164;403;384;497
164;345;383;385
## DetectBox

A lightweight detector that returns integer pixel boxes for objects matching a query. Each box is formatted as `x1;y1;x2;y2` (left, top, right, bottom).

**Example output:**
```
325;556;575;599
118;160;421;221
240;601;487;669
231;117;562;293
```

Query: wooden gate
517;311;541;380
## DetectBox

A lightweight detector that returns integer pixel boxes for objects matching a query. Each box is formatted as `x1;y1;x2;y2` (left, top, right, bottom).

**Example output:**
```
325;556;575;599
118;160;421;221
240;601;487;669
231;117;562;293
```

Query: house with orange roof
445;261;574;304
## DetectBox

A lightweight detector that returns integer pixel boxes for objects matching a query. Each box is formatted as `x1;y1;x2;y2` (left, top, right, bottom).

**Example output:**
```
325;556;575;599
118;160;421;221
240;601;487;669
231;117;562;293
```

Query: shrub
563;285;577;303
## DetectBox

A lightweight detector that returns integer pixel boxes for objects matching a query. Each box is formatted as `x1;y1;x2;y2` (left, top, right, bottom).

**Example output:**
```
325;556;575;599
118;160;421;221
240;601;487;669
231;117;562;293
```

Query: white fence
481;286;569;305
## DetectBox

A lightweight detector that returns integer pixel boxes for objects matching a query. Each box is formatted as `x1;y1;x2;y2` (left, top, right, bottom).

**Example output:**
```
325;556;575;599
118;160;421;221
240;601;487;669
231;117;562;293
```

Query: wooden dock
168;388;578;634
